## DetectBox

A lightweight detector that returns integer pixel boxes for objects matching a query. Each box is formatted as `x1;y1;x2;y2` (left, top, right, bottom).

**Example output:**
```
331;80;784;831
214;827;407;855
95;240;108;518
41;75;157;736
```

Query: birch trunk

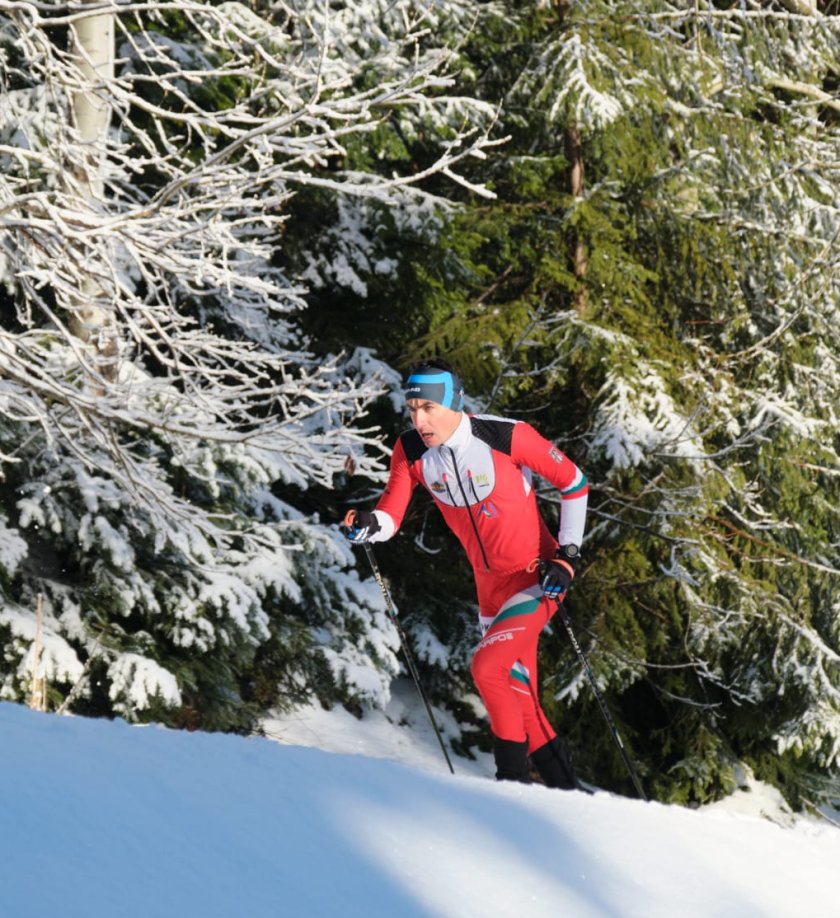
68;3;118;386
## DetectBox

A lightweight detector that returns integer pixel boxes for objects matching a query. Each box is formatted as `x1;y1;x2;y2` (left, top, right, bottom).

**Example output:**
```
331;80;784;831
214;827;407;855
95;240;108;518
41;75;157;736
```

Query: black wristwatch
556;544;580;568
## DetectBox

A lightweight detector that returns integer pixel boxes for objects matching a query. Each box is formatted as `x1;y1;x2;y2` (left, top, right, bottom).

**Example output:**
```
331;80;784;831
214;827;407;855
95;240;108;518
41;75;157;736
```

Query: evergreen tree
0;0;496;727
292;0;840;805
364;0;840;804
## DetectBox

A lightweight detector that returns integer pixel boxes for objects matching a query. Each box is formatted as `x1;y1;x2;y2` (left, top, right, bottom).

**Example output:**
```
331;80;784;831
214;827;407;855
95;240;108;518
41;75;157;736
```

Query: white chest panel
419;415;532;507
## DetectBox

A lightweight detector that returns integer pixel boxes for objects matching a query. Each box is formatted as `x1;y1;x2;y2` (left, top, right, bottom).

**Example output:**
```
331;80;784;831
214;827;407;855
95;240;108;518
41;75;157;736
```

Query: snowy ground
2;685;838;918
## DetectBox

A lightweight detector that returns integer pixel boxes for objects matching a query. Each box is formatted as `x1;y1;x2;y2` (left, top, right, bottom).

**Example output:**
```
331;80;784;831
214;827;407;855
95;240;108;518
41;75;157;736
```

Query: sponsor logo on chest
421;439;496;507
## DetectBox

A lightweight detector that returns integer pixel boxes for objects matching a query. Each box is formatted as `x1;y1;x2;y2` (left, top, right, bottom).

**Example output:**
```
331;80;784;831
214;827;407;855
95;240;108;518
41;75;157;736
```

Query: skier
342;359;588;788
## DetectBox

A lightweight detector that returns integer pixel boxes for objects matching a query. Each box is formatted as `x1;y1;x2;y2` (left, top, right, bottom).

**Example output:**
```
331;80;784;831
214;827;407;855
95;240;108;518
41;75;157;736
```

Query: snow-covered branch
0;0;498;546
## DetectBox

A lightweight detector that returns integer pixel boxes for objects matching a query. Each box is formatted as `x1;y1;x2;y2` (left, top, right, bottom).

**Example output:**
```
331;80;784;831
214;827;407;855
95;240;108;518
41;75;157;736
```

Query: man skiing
342;359;588;788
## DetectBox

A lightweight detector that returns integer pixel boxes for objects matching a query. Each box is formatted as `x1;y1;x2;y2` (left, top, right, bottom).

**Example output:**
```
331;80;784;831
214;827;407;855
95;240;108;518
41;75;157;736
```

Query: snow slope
1;694;838;918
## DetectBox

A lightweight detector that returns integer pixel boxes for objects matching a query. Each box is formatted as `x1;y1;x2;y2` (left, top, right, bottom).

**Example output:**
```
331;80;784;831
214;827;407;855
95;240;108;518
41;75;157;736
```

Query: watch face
564;544;580;558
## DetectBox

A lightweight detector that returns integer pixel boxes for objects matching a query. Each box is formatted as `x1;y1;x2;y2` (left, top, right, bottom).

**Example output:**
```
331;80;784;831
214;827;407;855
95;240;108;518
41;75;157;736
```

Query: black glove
539;545;579;601
341;509;380;544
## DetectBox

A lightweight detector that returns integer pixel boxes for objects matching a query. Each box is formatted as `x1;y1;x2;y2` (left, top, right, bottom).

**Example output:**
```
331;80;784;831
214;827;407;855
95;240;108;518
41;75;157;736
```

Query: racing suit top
370;412;588;575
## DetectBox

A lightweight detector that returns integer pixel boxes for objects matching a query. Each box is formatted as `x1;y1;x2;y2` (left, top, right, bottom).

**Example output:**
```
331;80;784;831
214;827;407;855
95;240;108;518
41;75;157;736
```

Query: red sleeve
374;435;418;533
509;422;587;495
510;421;588;547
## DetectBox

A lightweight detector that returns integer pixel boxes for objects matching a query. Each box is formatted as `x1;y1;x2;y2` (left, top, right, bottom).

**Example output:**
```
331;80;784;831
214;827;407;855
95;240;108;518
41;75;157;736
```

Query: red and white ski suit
371;412;588;752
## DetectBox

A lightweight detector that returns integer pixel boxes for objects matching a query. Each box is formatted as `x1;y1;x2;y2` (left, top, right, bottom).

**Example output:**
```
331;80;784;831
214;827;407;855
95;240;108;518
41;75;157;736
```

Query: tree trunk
553;0;588;314
565;124;588;313
68;4;118;387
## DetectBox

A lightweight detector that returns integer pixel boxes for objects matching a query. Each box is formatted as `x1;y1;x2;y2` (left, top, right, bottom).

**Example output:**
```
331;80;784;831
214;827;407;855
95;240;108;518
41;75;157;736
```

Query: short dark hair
408;357;460;377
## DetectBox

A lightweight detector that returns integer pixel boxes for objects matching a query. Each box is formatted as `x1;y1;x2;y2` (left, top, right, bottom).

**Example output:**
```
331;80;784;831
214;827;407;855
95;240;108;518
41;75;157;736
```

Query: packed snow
2;686;838;918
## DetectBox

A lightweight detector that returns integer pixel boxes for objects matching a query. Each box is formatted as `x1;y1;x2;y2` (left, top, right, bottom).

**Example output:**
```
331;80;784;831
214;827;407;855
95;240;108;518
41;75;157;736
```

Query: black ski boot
530;735;581;790
493;737;531;784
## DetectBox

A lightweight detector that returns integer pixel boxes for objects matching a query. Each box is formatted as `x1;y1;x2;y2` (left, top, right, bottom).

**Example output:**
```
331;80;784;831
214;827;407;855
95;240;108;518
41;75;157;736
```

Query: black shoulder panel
400;428;428;462
469;416;515;455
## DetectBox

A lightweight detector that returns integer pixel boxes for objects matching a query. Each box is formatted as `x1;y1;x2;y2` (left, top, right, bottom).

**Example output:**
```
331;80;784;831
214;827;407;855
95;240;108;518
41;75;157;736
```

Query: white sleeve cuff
558;493;587;548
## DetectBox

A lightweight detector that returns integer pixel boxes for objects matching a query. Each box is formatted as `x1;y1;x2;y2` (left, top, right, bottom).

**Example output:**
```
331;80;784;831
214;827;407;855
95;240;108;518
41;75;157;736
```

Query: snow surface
2;686;839;918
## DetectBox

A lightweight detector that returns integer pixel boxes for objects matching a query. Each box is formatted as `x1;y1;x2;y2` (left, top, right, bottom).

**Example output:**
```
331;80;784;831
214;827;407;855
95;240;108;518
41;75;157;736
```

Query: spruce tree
366;0;840;804
0;0;496;728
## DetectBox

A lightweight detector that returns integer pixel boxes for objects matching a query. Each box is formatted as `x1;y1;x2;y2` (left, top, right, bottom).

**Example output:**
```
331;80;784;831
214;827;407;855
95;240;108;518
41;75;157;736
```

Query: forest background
1;0;839;810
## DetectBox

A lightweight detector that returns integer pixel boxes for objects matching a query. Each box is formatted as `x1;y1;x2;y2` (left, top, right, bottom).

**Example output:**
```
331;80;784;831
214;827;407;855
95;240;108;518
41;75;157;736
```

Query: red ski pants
471;566;558;753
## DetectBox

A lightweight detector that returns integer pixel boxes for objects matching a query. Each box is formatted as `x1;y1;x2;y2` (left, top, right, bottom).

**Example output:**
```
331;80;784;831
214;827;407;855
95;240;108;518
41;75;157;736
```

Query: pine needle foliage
368;0;840;806
4;0;837;809
0;0;497;729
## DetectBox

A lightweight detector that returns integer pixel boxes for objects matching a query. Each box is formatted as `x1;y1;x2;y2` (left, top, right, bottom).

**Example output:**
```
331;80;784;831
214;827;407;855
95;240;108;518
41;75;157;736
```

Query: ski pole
344;512;455;775
554;599;647;801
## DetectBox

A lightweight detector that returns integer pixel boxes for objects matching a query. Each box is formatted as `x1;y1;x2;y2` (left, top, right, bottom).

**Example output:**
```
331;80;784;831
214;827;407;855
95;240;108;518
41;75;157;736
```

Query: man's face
407;398;462;448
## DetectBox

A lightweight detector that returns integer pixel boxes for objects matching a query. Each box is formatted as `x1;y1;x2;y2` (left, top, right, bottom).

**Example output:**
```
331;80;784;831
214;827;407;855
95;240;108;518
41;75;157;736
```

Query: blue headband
405;368;464;411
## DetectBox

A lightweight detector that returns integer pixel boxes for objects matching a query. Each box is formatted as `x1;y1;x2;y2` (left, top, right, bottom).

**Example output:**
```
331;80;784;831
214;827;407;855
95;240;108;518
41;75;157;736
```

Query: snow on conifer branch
0;0;498;541
0;0;496;719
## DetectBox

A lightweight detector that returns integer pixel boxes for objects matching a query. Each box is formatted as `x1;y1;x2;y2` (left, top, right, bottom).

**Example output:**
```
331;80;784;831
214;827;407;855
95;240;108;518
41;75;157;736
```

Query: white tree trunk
68;4;117;384
0;0;498;536
70;7;113;195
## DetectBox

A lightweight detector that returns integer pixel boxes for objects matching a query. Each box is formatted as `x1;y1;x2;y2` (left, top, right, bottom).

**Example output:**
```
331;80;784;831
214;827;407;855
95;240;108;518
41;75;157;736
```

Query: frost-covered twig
0;0;498;549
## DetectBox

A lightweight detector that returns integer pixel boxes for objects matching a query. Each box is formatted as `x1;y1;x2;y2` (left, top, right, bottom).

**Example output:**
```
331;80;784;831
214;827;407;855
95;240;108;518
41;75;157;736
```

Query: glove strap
552;558;575;580
526;557;575;579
